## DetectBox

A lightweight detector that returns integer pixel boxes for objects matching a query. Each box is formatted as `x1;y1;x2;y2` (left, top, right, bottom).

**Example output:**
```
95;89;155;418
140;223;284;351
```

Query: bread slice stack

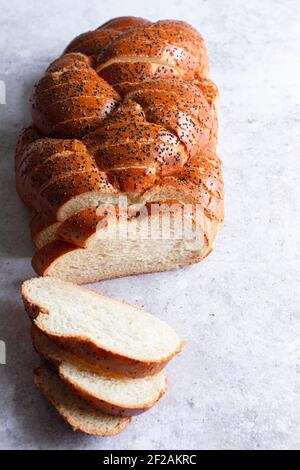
22;277;184;436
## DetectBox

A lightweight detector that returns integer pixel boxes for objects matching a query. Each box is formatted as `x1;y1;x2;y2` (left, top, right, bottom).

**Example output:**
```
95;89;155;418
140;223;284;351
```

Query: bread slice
33;364;131;435
30;212;61;250
22;277;184;378
31;201;217;284
32;325;168;416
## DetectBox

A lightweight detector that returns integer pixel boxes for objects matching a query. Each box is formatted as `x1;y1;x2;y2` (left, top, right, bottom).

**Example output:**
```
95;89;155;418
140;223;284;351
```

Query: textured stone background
0;0;299;450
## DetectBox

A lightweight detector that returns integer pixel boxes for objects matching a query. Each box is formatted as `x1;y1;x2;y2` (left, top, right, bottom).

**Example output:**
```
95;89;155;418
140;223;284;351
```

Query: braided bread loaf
16;16;224;284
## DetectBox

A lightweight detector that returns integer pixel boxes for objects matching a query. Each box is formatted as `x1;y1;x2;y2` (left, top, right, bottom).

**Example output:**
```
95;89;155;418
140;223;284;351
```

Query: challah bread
32;326;168;416
22;277;184;378
16;16;224;283
34;364;131;435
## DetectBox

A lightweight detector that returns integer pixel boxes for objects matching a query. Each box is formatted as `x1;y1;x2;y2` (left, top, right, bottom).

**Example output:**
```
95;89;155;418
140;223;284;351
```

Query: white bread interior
22;277;184;373
32;325;168;416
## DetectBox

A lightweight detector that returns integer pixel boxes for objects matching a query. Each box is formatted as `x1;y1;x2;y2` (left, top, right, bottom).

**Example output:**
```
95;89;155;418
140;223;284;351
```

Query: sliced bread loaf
30;202;215;284
22;277;184;378
32;325;168;416
33;364;131;435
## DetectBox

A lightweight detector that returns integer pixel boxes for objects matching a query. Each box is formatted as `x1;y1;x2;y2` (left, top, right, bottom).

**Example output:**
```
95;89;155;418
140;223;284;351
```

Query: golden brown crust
15;125;42;167
30;212;55;238
30;207;219;284
39;172;117;220
32;239;78;274
95;20;209;84
16;16;224;280
64;17;151;59
33;365;131;435
99;16;151;32
31;56;120;138
65;30;121;58
55;207;104;247
46;52;93;72
63;374;167;416
23;281;184;378
31;325;168;416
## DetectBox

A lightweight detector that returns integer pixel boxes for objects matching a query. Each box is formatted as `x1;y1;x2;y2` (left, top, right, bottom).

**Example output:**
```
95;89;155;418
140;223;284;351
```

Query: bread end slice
33;364;131;435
